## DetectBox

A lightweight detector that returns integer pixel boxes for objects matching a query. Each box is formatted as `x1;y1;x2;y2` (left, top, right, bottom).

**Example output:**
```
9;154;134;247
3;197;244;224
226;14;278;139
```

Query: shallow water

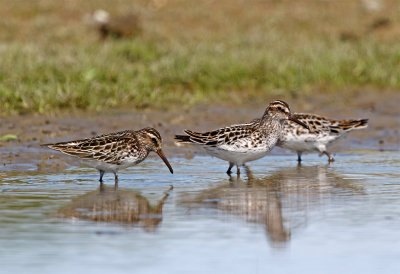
1;150;400;274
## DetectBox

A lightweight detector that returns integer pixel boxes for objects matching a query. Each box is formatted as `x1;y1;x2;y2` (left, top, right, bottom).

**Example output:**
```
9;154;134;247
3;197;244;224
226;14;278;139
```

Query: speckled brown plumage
43;127;173;183
175;100;309;175
276;113;368;162
47;130;141;164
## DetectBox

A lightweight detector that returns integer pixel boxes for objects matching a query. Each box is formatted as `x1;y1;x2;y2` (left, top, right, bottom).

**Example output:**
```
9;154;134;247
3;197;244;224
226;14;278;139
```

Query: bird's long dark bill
156;149;174;174
289;116;310;130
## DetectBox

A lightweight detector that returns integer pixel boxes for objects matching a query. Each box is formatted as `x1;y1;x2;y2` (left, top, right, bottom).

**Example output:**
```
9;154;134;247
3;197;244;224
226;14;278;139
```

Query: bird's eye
151;137;158;144
277;107;283;112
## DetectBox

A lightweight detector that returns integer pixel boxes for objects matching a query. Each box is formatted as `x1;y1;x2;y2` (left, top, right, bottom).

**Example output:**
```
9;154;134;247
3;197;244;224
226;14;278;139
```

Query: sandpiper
43;127;173;183
276;113;368;162
175;100;309;176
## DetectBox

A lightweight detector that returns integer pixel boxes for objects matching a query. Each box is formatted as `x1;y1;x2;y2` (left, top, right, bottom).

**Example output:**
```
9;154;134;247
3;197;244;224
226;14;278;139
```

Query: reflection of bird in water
181;165;364;247
58;185;173;231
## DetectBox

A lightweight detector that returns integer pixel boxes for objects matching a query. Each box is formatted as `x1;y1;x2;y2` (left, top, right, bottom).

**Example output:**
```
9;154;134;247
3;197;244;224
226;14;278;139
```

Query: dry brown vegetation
0;0;399;114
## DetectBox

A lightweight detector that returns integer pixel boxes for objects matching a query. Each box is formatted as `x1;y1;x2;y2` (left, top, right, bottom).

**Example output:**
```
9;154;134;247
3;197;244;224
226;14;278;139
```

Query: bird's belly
279;139;319;152
79;156;142;172
80;159;120;172
204;146;271;165
279;133;338;152
117;156;144;169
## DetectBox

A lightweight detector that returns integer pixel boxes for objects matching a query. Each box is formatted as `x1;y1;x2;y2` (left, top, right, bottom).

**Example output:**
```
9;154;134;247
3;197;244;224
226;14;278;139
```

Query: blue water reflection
0;151;399;273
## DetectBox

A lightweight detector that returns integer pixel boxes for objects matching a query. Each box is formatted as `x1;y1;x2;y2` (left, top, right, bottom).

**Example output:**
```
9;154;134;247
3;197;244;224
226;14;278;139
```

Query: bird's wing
175;122;257;146
44;130;136;165
290;114;368;136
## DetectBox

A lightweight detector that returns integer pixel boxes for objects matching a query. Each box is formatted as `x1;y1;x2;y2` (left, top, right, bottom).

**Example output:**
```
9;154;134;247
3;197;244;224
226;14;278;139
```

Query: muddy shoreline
0;91;399;172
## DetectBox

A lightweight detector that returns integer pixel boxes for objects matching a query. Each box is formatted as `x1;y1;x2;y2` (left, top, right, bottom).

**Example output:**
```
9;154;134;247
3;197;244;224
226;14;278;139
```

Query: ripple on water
0;151;400;273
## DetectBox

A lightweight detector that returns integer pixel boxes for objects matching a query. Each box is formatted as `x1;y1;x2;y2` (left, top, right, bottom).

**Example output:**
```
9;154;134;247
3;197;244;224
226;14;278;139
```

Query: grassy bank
0;0;399;114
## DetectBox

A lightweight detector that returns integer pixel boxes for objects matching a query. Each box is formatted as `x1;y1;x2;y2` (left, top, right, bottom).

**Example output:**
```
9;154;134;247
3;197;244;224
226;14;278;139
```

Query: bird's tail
336;118;369;131
175;130;209;144
40;142;70;150
174;134;192;143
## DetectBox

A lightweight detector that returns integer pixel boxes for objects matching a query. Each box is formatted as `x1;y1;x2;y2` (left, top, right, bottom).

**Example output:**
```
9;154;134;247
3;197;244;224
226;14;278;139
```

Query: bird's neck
259;115;283;133
260;114;281;125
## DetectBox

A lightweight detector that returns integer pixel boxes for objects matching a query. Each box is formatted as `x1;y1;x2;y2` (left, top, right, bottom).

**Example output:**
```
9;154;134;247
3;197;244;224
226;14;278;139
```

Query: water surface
1;151;400;274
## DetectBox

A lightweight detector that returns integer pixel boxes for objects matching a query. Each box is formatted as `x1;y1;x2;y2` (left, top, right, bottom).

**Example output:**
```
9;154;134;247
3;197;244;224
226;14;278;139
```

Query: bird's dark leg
99;170;105;183
226;162;234;175
237;165;241;177
323;151;335;162
297;151;302;162
227;162;234;175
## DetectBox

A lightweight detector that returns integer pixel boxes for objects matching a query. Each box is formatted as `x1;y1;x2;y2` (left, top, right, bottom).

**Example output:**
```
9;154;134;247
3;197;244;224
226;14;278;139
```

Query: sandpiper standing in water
175;100;309;176
276;113;368;162
43;127;173;183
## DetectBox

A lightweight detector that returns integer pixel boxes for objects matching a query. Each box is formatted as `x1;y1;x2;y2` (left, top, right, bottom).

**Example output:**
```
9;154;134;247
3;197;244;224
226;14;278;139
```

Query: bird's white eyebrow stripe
270;101;291;112
144;129;162;142
147;133;158;139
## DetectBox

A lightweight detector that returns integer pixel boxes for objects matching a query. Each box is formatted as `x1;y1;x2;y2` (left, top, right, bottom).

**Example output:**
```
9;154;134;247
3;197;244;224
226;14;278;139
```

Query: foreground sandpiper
43;127;173;183
276;113;368;162
175;100;309;176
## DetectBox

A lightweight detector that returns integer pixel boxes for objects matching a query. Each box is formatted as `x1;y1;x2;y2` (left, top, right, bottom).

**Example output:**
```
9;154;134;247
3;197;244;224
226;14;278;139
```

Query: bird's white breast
280;130;342;152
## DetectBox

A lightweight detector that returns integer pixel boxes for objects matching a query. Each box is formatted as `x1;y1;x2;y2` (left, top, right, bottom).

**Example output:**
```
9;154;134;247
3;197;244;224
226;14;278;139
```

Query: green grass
0;0;399;114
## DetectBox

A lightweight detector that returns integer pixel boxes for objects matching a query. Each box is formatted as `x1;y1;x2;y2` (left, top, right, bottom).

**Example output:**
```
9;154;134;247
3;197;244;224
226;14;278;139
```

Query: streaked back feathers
175;123;257;146
288;114;368;135
43;127;164;164
175;100;293;146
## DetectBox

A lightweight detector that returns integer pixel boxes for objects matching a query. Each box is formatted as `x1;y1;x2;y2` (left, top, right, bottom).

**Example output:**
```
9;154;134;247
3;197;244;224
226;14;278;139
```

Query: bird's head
140;128;173;174
263;100;309;130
